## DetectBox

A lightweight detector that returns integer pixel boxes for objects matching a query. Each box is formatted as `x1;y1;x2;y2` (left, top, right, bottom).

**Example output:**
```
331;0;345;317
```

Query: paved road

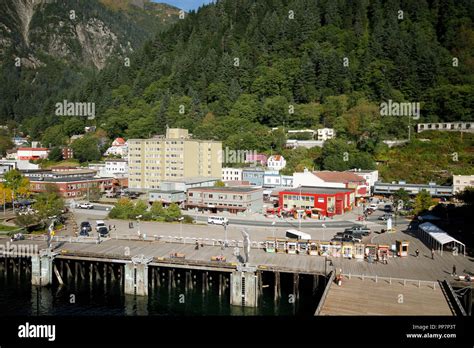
193;215;359;228
71;201;410;229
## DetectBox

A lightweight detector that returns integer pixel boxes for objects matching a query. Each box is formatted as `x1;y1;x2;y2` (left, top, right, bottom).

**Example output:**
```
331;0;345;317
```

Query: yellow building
128;128;222;189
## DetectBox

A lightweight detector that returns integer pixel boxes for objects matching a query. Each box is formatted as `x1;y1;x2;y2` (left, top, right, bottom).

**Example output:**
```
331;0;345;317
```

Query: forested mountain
65;0;473;139
1;0;473;183
0;0;180;122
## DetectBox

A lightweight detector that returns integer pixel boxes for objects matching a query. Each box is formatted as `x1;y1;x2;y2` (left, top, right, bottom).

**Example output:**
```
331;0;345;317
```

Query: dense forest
1;0;473;183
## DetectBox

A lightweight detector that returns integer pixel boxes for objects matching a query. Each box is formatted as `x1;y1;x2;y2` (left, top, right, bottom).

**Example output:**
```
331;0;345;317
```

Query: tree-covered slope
2;0;473;183
66;0;473;137
0;0;179;122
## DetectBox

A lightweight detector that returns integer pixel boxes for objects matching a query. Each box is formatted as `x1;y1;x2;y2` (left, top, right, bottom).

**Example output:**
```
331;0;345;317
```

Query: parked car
79;202;94;209
331;235;352;242
331;234;361;243
336;231;364;242
96;220;106;230
344;225;371;236
378;213;393;221
384;204;393;212
369;203;378;210
97;226;109;237
80;221;92;232
79;228;89;237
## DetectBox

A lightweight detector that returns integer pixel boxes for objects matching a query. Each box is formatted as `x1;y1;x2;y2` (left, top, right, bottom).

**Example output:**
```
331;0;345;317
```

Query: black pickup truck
343;225;371;236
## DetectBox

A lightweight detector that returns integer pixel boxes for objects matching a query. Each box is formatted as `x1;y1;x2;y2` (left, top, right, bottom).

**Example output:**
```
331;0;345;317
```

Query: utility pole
408;115;411;142
299;186;302;230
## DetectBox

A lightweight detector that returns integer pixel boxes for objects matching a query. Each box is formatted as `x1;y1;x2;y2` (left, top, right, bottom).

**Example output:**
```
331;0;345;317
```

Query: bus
285;229;311;240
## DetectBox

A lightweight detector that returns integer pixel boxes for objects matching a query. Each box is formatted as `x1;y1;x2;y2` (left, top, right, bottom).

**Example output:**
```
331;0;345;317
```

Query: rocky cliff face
0;0;179;69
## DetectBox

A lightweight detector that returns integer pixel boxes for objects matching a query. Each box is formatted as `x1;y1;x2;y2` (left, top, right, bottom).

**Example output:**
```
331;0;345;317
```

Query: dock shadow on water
0;258;325;316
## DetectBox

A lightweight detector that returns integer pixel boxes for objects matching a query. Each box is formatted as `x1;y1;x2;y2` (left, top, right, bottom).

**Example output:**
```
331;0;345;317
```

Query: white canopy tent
418;222;465;256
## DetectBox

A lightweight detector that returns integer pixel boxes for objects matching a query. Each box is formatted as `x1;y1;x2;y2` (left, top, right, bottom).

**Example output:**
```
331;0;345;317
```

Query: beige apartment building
452;175;474;194
128;128;222;189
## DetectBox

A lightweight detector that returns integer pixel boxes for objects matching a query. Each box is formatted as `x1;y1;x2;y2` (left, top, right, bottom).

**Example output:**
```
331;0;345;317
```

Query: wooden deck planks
319;278;453;316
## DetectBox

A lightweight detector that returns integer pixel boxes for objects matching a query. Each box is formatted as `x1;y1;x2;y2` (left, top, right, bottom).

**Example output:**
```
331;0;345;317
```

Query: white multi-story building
417;122;474;133
453;175;474;193
267;155;286;171
263;170;281;187
347;169;379;194
88;160;129;178
317;128;335;141
286;139;324;149
105;159;128;178
222;167;243;182
104;137;128;158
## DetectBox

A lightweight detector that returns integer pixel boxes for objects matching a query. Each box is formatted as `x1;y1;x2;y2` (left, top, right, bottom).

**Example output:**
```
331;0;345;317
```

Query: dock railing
341;272;439;290
26;233;268;249
314;270;335;316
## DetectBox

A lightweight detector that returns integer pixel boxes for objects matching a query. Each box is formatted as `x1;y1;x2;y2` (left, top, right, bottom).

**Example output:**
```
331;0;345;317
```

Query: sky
153;0;215;12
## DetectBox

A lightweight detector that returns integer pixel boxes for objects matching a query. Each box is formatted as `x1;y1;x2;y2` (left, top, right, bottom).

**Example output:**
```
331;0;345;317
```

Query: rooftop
113;137;126;145
150;190;185;194
29;176;113;183
105;159;128;163
313;171;365;183
17;147;48;151
281;186;354;194
163;176;220;185
188;186;263;193
374;182;452;189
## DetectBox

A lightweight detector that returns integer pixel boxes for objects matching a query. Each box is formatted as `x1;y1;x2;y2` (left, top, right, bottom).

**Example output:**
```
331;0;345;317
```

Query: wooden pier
318;277;453;315
1;232;471;313
0;237;328;308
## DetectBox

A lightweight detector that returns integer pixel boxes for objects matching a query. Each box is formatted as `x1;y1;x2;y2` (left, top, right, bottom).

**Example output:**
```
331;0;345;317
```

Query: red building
29;177;113;198
278;186;355;217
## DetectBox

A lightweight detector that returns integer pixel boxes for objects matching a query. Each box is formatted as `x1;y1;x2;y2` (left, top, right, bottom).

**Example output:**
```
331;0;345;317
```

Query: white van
207;216;229;225
285;229;311;240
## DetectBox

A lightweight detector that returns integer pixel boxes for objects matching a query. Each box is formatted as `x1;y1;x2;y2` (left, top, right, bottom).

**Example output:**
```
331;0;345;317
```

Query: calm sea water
0;266;321;316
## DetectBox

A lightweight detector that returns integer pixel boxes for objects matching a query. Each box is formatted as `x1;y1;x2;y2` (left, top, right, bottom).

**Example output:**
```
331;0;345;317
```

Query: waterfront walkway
331;230;473;282
1;227;472;280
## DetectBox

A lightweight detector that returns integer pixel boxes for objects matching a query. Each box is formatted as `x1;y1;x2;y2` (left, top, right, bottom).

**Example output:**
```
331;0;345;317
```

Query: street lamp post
224;221;228;247
298;186;302;230
136;214;142;239
178;217;184;241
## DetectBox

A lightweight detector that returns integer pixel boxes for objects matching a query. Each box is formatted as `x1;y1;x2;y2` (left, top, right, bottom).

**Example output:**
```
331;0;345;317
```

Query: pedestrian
415;249;420;258
452;264;457;276
431;248;435;260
